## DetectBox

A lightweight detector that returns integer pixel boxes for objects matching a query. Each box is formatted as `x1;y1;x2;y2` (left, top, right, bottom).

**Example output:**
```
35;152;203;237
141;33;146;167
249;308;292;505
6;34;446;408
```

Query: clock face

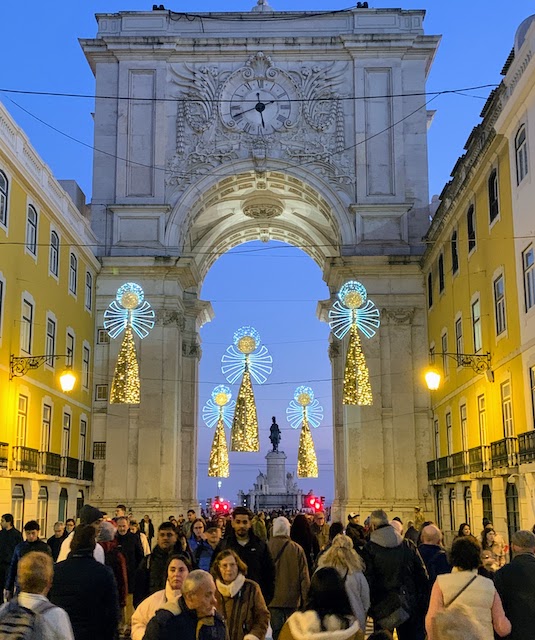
220;75;299;135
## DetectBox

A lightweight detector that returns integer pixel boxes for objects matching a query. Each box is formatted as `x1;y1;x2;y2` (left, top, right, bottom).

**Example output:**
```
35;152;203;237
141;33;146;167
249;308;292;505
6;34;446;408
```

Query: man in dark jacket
219;506;275;604
116;516;144;631
417;524;451;586
46;521;67;562
144;570;226;640
346;513;366;549
0;514;22;593
361;509;429;640
134;521;182;607
494;529;535;640
4;520;52;599
49;524;120;640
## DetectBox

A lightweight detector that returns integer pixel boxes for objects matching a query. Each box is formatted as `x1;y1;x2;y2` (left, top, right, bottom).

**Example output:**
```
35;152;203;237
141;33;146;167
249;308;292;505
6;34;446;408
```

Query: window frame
66;330;75;368
471;298;482;353
478;394;487;446
455;316;463;364
501;380;514;438
17;394;29;448
441;332;449;377
21;297;34;354
45;315;57;368
85;272;93;311
62;412;71;458
451;229;459;275
49;230;60;278
41;403;52;453
494;274;507;336
0;170;8;230
25;205;38;257
427;271;433;309
488;168;500;223
467;204;476;253
515;125;529;185
446;411;453;455
523;245;535;312
438;253;445;293
68;252;78;295
82;344;90;390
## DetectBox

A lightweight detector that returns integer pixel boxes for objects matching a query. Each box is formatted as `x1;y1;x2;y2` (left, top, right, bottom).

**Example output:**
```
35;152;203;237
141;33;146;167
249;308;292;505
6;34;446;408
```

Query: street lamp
424;351;492;390
10;354;77;392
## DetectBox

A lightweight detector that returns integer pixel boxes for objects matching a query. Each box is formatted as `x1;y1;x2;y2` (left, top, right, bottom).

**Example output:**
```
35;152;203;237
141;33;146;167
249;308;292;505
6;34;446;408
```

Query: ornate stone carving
381;307;415;324
242;193;283;219
328;341;341;359
182;341;202;358
157;310;186;330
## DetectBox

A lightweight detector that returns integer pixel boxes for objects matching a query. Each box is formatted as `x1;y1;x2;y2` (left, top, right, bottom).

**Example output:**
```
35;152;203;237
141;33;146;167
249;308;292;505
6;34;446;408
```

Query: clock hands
256;93;266;128
230;95;276;121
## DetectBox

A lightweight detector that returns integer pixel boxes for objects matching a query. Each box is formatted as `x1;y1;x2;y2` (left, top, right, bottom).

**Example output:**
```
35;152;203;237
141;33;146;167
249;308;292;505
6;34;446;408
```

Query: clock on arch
220;66;300;135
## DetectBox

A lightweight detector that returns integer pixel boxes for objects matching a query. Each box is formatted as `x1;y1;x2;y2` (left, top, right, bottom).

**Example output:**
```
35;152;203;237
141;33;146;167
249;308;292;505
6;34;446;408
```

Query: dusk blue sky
1;1;533;506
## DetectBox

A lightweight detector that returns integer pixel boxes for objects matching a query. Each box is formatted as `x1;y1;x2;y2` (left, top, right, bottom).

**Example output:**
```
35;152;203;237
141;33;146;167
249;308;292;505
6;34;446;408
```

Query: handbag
372;586;411;630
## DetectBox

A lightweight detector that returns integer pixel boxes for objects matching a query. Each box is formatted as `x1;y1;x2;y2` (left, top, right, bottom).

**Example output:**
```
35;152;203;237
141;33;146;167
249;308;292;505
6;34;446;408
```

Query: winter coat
345;523;366;550
100;538;129;608
219;531;276;605
5;538;52;593
47;533;68;562
309;523;329;551
134;543;181;608
195;540;217;571
279;611;363;640
131;582;180;640
361;524;429;622
418;543;452;585
140;519;155;544
117;531;145;592
494;552;535;640
267;536;309;609
215;574;270;640
49;548;120;640
143;595;228;640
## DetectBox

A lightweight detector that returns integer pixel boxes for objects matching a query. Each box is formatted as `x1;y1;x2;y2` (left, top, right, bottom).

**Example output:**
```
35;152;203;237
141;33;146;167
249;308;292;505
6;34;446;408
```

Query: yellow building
0;101;100;536
422;62;534;545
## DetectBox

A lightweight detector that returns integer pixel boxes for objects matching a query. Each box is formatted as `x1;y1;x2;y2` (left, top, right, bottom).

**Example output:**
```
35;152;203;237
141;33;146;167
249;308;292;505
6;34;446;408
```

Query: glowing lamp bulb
60;368;76;392
425;368;441;391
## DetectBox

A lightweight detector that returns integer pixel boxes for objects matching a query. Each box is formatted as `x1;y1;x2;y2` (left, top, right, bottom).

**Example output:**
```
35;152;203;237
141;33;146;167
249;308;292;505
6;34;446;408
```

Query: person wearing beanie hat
267;517;310;640
57;504;105;564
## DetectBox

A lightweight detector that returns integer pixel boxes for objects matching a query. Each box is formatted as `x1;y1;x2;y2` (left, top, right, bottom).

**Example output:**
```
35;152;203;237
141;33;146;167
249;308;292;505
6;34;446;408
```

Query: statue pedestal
265;451;287;492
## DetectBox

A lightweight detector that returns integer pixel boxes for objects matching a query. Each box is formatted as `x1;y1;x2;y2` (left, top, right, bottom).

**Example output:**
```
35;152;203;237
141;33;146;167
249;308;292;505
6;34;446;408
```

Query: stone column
265;451;288;492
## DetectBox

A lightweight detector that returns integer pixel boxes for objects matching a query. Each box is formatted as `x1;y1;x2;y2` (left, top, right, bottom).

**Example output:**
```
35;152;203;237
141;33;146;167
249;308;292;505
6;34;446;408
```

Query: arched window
26;205;38;255
37;486;48;534
515;125;529;184
463;486;472;526
0;170;8;228
488;169;499;222
49;231;59;276
451;230;459;274
76;490;84;520
69;253;77;294
12;484;25;531
58;488;68;523
482;484;493;524
467;205;476;252
449;488;456;533
506;483;520;548
435;488;443;530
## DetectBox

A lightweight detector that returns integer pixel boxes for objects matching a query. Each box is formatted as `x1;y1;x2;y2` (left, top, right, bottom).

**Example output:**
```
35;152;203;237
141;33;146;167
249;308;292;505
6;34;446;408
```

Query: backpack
0;597;55;640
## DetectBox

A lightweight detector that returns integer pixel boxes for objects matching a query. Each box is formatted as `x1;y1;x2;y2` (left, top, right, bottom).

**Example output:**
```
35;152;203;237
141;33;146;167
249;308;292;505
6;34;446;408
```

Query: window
17;395;28;447
482;484;493;524
62;413;71;457
434;419;440;458
506;484;520;549
37;487;48;535
515;125;529;184
438;253;445;293
427;272;433;309
530;366;535;427
446;412;453;455
472;299;482;353
435;489;443;530
449;488;456;533
451;230;459;274
95;384;109;401
97;329;110;344
494;274;506;335
441;333;449;376
93;442;106;460
455;317;463;363
0;170;8;228
82;346;90;389
523;245;535;311
58;488;68;523
66;331;75;367
80;419;87;462
69;253;77;294
42;404;52;452
488;169;499;222
464;487;472;527
501;380;514;437
45;317;56;367
76;490;84;520
26;205;38;255
467;205;476;252
49;231;59;277
85;272;93;310
460;403;468;452
12;485;25;531
21;298;33;353
478;394;487;445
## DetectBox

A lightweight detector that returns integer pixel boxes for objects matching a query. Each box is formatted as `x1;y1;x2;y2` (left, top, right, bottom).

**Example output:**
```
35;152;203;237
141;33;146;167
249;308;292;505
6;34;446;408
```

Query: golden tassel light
104;282;155;405
221;327;272;453
329;281;380;406
287;386;323;478
203;386;234;478
110;326;140;404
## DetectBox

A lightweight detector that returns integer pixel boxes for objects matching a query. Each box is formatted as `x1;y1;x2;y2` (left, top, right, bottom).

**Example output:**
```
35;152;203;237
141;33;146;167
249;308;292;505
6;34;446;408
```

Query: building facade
81;5;439;521
0;101;100;536
422;14;535;545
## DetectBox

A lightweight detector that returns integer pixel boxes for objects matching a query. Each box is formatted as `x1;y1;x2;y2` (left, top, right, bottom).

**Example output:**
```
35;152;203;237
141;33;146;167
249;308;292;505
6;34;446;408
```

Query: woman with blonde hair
316;534;370;630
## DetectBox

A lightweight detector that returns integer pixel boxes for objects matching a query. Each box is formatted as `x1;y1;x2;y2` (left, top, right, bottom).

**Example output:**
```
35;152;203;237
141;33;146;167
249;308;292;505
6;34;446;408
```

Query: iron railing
79;460;94;482
518;430;535;464
40;451;61;476
61;456;80;479
0;442;8;469
491;437;518;469
451;451;469;476
468;445;491;472
437;455;451;479
12;446;39;473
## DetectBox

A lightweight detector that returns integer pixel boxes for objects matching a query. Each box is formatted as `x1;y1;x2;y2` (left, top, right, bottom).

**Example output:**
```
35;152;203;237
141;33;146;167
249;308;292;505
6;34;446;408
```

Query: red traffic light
308;496;316;506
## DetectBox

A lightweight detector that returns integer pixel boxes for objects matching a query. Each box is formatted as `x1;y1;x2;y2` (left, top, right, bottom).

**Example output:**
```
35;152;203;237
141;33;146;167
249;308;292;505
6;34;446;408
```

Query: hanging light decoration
221;327;272;452
202;385;235;478
329;281;380;405
103;283;155;404
286;386;323;478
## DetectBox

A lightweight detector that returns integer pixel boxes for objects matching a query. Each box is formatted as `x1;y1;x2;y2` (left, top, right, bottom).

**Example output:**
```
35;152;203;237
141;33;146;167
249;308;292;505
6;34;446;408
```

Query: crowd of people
0;504;534;640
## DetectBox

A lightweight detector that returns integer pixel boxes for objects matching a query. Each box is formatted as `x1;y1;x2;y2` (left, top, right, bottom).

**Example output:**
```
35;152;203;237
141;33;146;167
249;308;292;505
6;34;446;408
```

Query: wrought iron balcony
79;460;94;482
437;455;452;479
0;442;8;469
451;451;469;476
40;451;61;476
61;456;79;479
518;430;535;464
468;445;491;472
491;437;518;469
12;446;39;473
427;460;437;481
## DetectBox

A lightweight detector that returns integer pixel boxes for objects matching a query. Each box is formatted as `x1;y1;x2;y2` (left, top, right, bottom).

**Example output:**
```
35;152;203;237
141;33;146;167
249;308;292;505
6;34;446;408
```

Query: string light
329;280;379;406
287;386;321;478
110;326;140;404
203;386;234;478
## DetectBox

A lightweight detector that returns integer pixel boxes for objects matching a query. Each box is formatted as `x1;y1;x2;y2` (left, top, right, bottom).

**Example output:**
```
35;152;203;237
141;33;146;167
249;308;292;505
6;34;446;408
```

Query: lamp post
424;352;492;390
10;354;77;392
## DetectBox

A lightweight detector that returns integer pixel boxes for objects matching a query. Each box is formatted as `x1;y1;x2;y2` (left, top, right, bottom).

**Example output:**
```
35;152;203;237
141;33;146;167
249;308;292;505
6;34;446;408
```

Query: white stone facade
81;6;439;520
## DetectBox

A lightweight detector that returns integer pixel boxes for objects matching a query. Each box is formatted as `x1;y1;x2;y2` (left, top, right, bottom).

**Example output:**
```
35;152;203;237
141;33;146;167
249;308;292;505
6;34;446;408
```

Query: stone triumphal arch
82;4;439;521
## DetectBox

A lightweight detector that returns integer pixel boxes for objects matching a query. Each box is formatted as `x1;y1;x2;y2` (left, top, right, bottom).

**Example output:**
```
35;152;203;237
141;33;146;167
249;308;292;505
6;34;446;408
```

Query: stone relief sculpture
166;52;354;194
